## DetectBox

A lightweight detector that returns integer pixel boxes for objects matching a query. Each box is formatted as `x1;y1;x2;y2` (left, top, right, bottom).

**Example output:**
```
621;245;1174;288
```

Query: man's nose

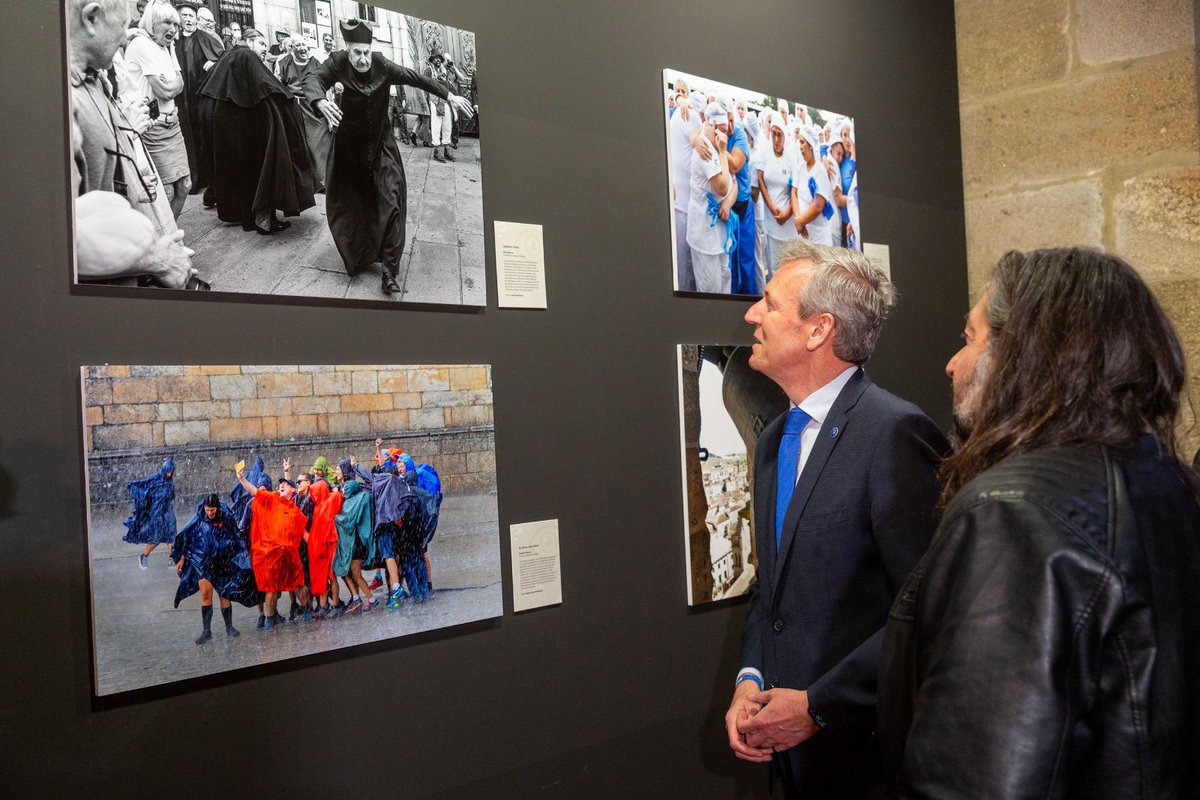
745;299;763;324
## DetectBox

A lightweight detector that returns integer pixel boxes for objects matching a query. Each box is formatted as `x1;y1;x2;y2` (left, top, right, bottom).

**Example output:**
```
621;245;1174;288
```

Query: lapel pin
830;426;839;438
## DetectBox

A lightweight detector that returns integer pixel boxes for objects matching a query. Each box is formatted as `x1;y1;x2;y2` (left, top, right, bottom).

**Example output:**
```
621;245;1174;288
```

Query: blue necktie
775;408;811;549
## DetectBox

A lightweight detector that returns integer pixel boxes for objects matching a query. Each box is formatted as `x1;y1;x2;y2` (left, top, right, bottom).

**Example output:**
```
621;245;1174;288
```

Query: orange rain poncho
248;490;306;592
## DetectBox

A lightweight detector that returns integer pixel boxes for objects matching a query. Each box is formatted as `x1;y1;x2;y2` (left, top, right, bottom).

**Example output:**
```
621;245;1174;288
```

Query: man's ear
80;2;104;34
806;312;836;352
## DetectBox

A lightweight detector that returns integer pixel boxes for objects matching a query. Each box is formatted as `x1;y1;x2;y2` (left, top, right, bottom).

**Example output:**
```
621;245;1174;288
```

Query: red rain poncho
307;481;343;594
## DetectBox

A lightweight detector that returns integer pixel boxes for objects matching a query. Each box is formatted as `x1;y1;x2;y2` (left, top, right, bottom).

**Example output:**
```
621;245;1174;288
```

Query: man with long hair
878;248;1200;797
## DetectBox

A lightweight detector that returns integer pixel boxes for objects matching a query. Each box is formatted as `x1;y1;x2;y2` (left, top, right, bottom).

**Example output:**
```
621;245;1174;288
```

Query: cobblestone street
177;136;485;305
89;491;501;695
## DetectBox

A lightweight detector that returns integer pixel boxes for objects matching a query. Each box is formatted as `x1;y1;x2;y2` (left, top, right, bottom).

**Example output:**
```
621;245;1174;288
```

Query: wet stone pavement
89;491;501;696
177;136;485;306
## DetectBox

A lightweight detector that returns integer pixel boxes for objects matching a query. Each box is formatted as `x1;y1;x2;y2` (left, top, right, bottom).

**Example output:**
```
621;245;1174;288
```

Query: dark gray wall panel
0;0;966;795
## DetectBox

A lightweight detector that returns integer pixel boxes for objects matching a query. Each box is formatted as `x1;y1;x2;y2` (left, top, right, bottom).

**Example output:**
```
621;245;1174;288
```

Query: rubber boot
196;605;213;645
222;605;239;638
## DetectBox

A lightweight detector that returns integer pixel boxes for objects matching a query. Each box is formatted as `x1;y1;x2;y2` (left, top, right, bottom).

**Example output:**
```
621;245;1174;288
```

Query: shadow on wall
0;436;13;520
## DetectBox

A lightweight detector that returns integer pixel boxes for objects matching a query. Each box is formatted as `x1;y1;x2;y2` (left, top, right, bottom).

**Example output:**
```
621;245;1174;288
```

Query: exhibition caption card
509;519;562;612
863;242;891;279
494;221;548;308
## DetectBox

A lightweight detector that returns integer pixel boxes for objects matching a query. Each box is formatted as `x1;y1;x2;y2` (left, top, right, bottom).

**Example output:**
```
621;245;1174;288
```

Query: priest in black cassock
174;1;224;206
302;18;474;295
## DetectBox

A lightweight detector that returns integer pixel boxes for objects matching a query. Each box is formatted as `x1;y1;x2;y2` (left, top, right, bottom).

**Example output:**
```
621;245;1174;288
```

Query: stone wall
83;365;495;506
955;0;1200;452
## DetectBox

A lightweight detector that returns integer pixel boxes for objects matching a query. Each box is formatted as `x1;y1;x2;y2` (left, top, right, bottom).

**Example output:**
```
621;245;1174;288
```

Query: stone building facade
130;1;479;87
954;0;1200;452
84;364;495;506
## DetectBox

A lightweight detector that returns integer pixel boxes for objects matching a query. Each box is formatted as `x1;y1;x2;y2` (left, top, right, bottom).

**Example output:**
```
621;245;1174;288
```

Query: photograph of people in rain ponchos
82;363;499;695
116;448;444;642
663;69;861;297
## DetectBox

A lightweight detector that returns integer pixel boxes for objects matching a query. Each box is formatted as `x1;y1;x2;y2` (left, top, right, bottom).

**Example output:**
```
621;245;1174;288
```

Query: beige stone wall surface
956;0;1200;452
83;364;494;452
83;365;496;506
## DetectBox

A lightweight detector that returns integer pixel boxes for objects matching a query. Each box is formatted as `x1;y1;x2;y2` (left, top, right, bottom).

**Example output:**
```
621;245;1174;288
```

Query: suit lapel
756;414;784;586
771;369;871;592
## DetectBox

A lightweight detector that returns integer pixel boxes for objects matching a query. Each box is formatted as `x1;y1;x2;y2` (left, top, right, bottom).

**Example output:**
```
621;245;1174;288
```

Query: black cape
175;29;224;193
301;51;449;275
199;47;316;229
170;500;261;608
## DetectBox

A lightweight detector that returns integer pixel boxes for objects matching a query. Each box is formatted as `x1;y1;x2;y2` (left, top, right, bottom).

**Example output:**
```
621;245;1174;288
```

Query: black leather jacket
879;436;1200;798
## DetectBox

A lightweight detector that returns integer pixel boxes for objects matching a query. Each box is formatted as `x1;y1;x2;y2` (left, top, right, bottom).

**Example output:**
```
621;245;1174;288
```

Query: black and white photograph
82;364;501;695
664;68;861;298
67;0;484;305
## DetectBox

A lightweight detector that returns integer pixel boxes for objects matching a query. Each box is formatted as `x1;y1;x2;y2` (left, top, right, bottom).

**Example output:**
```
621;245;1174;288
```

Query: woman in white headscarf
757;113;799;281
823;141;845;247
686;103;735;294
750;109;771;287
790;125;834;246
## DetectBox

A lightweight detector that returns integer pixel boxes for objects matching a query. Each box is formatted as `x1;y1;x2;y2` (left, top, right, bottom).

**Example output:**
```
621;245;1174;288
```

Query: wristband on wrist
736;672;763;691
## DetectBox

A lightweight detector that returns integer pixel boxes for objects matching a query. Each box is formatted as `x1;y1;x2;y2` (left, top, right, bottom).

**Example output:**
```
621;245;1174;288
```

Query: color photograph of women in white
663;69;860;297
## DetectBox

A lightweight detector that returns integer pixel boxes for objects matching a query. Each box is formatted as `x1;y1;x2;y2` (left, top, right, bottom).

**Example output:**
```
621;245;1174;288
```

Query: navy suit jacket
740;368;948;796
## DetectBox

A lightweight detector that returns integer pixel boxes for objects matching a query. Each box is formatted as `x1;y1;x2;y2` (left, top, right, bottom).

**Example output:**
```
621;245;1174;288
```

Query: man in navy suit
725;241;948;798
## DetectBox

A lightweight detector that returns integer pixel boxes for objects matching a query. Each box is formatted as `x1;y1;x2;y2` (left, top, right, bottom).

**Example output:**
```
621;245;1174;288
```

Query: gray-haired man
67;0;196;288
725;241;948;798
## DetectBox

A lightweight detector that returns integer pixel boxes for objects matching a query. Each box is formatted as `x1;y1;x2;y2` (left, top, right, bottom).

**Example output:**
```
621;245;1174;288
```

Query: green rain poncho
312;455;341;485
332;479;374;575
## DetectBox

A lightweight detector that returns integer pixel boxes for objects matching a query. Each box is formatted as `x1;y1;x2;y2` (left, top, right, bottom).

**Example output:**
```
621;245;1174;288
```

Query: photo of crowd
82;364;500;694
663;69;861;297
67;0;484;305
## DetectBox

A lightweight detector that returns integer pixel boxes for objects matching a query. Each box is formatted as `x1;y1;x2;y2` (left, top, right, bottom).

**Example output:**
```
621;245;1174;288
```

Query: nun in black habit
174;0;224;204
301;18;474;295
199;46;316;234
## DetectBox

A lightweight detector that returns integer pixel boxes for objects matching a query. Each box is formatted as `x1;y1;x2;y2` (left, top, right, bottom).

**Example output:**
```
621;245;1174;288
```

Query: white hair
138;0;179;33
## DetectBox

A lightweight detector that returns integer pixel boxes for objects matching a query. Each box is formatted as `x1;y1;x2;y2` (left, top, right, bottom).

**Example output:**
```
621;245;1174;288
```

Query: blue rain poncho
170;498;261;608
122;458;177;545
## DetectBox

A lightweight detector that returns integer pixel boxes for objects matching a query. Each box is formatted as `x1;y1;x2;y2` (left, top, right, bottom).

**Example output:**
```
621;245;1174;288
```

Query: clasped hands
724;682;820;762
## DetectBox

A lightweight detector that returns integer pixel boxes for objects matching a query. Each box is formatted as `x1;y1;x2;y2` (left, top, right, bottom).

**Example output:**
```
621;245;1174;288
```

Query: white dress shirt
790;365;859;482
